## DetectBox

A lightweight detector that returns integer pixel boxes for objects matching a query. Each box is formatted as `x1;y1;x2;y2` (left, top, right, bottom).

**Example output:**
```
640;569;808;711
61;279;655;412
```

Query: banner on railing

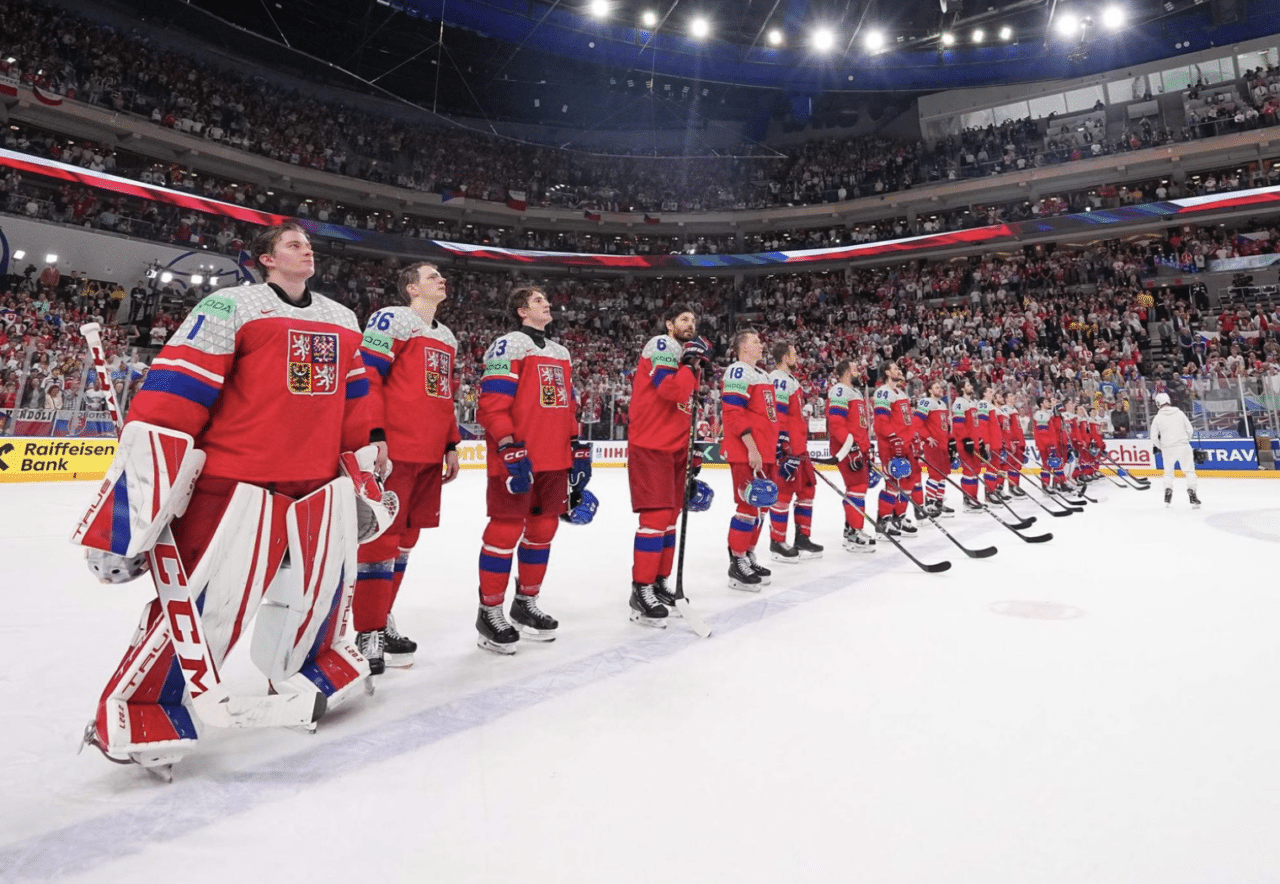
0;408;121;437
1105;437;1276;473
0;438;118;482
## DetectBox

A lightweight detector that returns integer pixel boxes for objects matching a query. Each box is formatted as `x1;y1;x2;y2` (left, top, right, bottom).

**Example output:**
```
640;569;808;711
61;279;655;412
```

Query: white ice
2;469;1279;884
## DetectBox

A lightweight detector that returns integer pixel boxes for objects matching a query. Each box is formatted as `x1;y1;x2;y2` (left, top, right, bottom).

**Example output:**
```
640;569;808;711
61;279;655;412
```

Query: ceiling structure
130;0;1266;136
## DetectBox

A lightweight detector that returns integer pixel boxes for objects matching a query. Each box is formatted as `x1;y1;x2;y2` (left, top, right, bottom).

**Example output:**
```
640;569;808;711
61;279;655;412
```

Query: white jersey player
1149;391;1201;508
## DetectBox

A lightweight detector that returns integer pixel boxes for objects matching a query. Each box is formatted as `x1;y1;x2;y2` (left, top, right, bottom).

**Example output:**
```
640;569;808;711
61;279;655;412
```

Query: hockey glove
680;336;713;371
979;441;989;460
500;441;534;494
690;448;704;477
778;455;802;482
342;446;400;543
962;438;976;456
947;438;958;461
888;434;905;458
1152;445;1161;456
569;439;593;492
846;444;865;472
776;431;792;463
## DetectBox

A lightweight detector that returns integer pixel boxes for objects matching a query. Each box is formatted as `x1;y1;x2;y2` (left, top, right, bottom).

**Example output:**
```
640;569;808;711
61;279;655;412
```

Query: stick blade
674;598;712;638
966;546;999;558
1020;532;1054;543
923;560;953;573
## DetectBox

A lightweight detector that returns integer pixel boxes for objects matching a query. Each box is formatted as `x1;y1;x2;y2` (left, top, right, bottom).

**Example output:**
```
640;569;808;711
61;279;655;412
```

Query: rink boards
4;435;1273;484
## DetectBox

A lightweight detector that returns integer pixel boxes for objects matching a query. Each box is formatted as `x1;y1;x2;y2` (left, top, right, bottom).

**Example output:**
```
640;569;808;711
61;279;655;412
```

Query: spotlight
44;253;57;264
1101;5;1125;28
11;250;23;260
941;31;955;45
208;276;220;287
588;0;608;17
689;16;710;38
1000;25;1013;39
641;9;657;27
767;28;783;45
190;274;203;286
865;29;885;51
1056;12;1079;35
973;28;985;41
812;27;835;51
160;271;173;284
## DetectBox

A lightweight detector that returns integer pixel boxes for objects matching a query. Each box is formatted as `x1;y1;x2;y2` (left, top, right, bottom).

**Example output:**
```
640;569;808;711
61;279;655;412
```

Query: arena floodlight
208;276;220;287
1101;5;1125;28
641;9;658;27
190;274;203;286
1056;12;1079;35
1000;25;1013;40
11;250;23;260
865;29;885;51
160;271;173;284
973;28;985;41
589;0;609;18
767;28;784;45
812;27;835;52
941;31;955;45
44;253;57;264
690;16;710;39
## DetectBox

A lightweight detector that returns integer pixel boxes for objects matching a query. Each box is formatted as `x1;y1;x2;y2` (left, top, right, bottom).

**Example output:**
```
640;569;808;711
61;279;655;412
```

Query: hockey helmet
686;479;714;512
740;476;779;507
561;489;599;525
1046;454;1064;470
887;455;912;480
1154;392;1171;406
868;466;882;489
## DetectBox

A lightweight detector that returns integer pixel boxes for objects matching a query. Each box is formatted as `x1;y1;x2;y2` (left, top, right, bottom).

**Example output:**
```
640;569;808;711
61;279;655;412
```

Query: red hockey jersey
359;306;461;464
478;329;576;477
827;383;871;455
128;284;371;485
769;369;810;456
914;395;951;448
721;360;778;464
873;383;915;444
629;334;698;453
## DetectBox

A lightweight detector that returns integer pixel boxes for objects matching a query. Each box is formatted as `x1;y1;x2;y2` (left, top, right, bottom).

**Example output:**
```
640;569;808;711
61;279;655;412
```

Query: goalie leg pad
72;422;206;557
250;478;370;711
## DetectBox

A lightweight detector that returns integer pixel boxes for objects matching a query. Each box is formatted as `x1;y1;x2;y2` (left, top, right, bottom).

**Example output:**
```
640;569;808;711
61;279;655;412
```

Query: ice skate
355;629;386;676
80;722;184;781
728;552;762;592
510;594;558;641
382;613;416;668
769;539;800;563
1188;489;1201;509
476;603;520;654
842;525;877;553
744;549;772;584
653;575;680;616
1008;485;1027;498
875;516;901;537
793;531;824;559
629;581;669;628
963;496;985;515
1164;488;1173;507
893;515;918;537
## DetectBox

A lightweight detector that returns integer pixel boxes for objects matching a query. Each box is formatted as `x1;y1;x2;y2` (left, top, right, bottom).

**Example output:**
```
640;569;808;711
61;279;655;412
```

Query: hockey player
355;262;460;673
768;341;823;562
721;329;779;590
951;377;984;513
973;384;1001;504
872;360;919;536
1149;391;1201;507
1031;395;1067;490
73;222;387;772
915;379;954;518
627;303;711;626
995;390;1027;498
827;359;876;552
475;285;588;653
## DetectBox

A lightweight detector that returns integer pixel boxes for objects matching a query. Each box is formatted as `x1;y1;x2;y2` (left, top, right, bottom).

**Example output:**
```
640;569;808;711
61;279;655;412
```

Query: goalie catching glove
340;446;399;543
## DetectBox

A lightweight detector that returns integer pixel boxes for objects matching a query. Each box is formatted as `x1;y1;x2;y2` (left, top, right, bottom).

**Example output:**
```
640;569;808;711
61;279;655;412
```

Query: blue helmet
561;488;599;525
740;476;779;507
887;456;912;480
686;479;714;513
868;466;882;489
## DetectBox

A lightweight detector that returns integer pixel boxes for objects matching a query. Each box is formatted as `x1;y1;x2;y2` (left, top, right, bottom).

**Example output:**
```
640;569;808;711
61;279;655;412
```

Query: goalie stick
813;468;951;573
79;324;327;737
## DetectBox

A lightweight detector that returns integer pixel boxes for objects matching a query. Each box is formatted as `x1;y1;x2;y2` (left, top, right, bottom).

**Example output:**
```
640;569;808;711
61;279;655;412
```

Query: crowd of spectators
2;0;1279;218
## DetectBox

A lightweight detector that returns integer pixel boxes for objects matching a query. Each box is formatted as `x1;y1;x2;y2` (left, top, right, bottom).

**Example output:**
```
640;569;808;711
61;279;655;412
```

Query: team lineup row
66;222;1191;777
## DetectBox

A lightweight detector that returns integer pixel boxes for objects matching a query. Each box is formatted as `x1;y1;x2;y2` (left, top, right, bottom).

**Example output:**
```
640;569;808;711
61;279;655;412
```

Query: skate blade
514;624;557;642
477;636;519;655
629;610;668;628
842;542;877;553
728;578;763;592
769;552;802;563
795;550;823;559
754;575;772;585
383;652;415;669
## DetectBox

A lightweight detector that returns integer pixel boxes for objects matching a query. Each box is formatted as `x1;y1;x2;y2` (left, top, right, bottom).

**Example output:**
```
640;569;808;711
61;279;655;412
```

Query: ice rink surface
2;468;1279;884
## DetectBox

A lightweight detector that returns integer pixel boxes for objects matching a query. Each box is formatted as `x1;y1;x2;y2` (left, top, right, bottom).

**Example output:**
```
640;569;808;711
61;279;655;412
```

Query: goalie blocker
73;423;395;767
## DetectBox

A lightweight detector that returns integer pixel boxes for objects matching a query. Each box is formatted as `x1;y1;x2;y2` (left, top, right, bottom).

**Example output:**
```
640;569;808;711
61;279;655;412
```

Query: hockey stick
927;454;1049;541
984;452;1081;516
813;468;952;573
977;451;1040;527
670;378;712;639
1097;449;1152;489
79;324;325;732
